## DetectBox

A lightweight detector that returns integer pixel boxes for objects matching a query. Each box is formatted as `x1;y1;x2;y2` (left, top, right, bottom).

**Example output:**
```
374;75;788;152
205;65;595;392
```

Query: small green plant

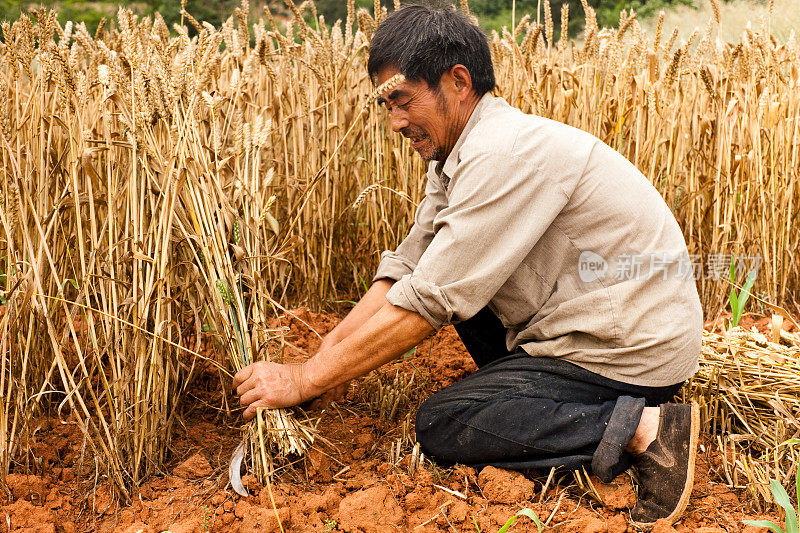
324;518;338;531
728;256;757;329
743;458;800;533
497;508;543;533
200;505;213;532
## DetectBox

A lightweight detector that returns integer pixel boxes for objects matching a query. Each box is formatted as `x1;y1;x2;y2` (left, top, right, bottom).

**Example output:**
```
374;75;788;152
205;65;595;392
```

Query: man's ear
448;64;474;101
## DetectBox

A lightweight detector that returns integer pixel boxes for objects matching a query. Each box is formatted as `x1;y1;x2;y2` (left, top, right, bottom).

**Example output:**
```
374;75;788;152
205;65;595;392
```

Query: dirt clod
578;516;608;532
240;506;290;533
338;485;403;532
173;452;213;479
7;474;49;504
477;465;536;504
1;499;57;532
166;515;202;533
606;513;628;533
652;518;678;532
592;475;636;510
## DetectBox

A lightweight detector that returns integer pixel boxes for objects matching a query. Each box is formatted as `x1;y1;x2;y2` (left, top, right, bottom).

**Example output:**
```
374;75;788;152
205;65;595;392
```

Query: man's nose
390;111;409;133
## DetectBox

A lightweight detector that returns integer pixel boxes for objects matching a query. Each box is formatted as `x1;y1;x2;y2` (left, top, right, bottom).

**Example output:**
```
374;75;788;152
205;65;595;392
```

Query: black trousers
415;307;683;482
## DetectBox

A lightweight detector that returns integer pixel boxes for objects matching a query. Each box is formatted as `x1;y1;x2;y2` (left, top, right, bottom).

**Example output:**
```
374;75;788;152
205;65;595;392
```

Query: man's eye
397;100;412;109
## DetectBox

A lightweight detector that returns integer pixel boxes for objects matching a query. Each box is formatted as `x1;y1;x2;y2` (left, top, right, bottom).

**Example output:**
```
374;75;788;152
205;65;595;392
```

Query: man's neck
438;94;483;163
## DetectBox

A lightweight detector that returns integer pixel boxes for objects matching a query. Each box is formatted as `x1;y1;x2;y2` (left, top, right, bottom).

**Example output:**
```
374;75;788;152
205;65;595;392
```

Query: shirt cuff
372;251;417;283
385;274;453;330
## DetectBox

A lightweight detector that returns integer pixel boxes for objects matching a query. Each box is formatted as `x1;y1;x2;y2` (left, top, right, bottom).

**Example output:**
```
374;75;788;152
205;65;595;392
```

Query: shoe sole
633;401;700;530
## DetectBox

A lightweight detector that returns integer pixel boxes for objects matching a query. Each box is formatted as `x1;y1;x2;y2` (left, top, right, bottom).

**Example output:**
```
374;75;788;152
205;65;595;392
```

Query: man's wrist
296;360;326;401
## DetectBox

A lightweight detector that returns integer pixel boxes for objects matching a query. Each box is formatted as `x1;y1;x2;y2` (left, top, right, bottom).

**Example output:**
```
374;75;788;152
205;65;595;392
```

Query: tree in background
0;0;284;34
466;0;691;37
0;0;691;40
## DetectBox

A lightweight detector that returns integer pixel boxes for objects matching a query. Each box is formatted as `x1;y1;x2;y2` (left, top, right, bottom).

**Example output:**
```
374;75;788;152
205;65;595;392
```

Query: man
233;2;703;527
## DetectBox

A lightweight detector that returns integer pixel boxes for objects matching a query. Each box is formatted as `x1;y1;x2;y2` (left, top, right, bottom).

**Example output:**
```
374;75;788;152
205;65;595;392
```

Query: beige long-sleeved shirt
374;94;702;387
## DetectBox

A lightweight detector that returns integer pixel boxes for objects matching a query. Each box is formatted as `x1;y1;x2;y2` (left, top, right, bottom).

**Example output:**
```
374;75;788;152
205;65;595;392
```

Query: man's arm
307;279;394;406
233;302;433;420
317;279;394;351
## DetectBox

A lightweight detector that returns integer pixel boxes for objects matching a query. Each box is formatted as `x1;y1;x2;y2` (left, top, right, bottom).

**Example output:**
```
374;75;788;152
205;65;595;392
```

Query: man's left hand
233;361;314;420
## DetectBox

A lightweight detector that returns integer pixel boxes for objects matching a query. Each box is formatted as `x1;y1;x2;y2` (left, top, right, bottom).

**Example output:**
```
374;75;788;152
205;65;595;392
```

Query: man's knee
415;393;465;463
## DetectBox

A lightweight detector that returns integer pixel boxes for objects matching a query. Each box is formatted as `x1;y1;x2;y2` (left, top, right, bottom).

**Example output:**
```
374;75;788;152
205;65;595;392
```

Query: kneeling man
234;3;703;526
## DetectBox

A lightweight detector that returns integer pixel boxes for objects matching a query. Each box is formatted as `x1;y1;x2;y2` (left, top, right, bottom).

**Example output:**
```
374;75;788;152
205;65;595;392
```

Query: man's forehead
375;68;427;100
375;67;402;86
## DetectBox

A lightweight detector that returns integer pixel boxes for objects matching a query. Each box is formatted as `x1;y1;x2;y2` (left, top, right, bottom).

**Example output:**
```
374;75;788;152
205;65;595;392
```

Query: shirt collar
436;92;496;181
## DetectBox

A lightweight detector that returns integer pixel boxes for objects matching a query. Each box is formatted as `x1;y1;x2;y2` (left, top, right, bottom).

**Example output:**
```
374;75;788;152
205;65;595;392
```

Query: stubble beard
413;91;452;162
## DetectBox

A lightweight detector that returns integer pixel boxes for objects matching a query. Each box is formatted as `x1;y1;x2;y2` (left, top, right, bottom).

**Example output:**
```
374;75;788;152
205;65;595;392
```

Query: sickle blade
229;440;249;497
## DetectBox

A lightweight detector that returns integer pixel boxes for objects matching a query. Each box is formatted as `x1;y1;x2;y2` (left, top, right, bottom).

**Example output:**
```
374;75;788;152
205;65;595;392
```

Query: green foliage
451;0;691;36
312;0;374;23
0;0;240;35
0;0;695;39
497;508;543;533
2;0;116;33
728;256;758;329
200;505;213;532
743;458;800;533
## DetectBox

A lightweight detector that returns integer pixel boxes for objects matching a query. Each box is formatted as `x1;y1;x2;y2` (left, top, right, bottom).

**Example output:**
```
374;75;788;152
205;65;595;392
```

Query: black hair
367;1;495;96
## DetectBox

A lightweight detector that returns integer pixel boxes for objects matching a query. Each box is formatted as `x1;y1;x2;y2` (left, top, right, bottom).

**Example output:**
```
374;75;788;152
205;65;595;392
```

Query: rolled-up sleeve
386;150;570;329
373;166;448;282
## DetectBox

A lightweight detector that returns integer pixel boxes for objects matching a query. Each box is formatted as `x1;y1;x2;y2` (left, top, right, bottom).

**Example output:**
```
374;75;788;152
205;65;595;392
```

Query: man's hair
367;2;495;96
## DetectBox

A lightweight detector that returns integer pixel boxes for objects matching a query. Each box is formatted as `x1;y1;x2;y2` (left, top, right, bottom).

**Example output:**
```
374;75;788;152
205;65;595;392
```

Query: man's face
376;68;461;162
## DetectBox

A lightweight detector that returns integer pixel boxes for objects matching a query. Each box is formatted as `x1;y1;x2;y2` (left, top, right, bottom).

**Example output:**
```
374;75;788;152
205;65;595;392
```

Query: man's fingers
233;365;253;389
243;400;269;421
239;387;265;407
235;377;257;397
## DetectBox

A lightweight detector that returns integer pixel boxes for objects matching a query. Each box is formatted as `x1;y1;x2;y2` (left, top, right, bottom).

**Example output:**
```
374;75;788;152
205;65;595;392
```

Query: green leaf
742;519;785;533
729;290;739;314
404;347;416;359
743;269;758;290
496;515;516;533
738;269;757;312
769;479;798;533
515;509;543;532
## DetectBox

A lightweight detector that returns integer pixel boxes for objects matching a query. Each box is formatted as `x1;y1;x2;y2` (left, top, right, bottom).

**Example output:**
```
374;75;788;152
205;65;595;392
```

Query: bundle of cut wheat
688;317;800;505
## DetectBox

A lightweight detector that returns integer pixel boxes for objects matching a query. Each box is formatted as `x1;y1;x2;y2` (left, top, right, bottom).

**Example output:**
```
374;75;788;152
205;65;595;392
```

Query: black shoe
631;402;699;528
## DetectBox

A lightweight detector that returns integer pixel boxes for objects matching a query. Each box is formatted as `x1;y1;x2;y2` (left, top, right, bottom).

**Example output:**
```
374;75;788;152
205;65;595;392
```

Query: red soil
1;307;792;532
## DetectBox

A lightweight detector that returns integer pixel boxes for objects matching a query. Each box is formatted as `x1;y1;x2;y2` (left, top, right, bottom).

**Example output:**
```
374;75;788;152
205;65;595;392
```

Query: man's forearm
301;301;433;396
322;279;395;346
233;293;432;418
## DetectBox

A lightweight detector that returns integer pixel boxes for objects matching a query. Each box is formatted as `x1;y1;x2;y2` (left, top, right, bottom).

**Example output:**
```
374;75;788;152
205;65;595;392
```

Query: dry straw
688;323;800;506
0;0;799;504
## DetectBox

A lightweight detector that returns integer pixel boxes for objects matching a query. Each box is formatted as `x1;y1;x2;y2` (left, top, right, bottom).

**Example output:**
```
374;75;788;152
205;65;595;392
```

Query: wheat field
0;0;798;497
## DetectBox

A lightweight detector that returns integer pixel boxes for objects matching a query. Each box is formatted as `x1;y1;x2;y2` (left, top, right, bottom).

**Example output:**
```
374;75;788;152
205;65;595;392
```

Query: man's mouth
411;137;426;149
